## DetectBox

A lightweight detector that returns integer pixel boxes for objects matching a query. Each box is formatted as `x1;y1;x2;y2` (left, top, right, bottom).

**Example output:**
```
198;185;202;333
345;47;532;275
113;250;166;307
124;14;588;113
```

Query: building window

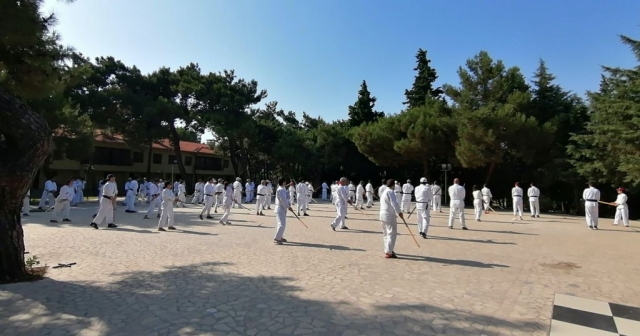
195;157;223;171
93;146;132;166
184;156;192;166
223;160;229;168
133;151;144;163
152;153;162;164
168;155;176;164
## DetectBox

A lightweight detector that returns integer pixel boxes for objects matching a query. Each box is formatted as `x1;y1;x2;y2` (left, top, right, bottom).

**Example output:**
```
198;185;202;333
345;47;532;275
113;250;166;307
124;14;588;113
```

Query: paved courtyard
1;198;639;336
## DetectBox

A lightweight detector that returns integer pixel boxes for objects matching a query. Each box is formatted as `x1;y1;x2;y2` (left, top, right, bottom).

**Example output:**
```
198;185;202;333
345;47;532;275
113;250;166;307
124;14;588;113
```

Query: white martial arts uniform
158;188;176;229
200;182;216;218
38;180;57;209
177;183;186;207
233;181;243;208
432;184;442;212
401;183;414;213
448;184;467;229
51;185;73;222
274;186;290;241
331;185;349;230
348;183;356;202
481;187;492;211
527;186;541;217
126;180;138;211
511;186;524;219
296;182;308;215
355;184;365;209
245;182;252;203
22;189;30;215
613;193;629;227
473;190;483;221
219;185;233;224
288;185;296;204
379;189;402;254
321;182;328;201
94;182;117;226
255;184;266;214
145;183;162;217
193;182;204;204
214;182;224;212
365;183;374;207
414;184;432;235
583;186;601;228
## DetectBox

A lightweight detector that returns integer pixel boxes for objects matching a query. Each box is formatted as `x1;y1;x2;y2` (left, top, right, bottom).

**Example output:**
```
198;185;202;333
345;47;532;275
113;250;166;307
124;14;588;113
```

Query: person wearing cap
365;180;374;208
448;178;468;230
355;181;365;209
511;182;524;221
348;181;356;203
401;179;414;213
613;187;629;227
379;179;404;258
481;184;493;214
414;177;433;238
90;174;118;229
582;182;601;229
199;177;216;220
472;185;483;222
431;181;442;213
232;177;243;208
527;182;541;218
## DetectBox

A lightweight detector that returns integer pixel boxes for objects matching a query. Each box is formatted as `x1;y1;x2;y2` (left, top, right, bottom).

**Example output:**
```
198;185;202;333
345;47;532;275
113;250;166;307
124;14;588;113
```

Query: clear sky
44;0;640;142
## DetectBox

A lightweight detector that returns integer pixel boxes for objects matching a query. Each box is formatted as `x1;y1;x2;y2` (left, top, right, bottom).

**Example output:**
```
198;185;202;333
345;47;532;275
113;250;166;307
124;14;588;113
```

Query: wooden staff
353;205;374;216
598;201;618;207
232;199;253;212
406;206;417;219
399;215;420;248
288;208;309;228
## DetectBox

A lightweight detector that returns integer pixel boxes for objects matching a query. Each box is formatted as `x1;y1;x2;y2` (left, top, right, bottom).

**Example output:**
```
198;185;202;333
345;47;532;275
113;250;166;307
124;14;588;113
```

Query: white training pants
220;203;231;222
255;196;264;214
366;192;373;207
51;200;70;221
274;209;287;240
380;220;398;254
214;195;223;211
322;189;327;200
473;199;483;220
146;197;161;217
448;200;466;228
482;197;491;210
432;195;441;212
158;203;174;228
355;195;364;209
23;196;30;214
331;203;347;229
233;192;242;208
614;206;629;226
201;196;214;217
401;195;412;213
529;197;540;216
512;197;523;217
94;197;114;225
265;194;272;208
38;190;55;208
585;202;599;228
417;208;430;234
296;195;307;215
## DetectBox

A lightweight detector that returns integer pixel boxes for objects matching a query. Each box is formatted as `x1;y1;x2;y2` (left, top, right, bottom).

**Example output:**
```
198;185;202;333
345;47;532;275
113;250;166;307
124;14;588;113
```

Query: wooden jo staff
399;214;420;248
288;208;309;228
598;200;618;207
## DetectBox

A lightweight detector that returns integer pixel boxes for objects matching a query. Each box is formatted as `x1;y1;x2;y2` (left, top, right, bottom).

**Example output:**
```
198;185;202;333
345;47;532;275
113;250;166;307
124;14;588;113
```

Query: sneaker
331;225;336;231
384;253;398;259
589;226;594;230
62;218;71;222
167;226;176;230
107;223;118;228
50;220;58;223
594;226;598;230
341;226;349;230
218;221;226;225
90;223;98;229
462;227;469;230
158;227;166;231
206;216;213;219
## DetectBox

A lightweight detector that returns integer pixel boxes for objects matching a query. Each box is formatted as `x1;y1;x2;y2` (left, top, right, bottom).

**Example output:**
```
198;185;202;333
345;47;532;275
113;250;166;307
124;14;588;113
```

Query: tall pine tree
403;48;444;108
569;35;640;186
347;80;384;127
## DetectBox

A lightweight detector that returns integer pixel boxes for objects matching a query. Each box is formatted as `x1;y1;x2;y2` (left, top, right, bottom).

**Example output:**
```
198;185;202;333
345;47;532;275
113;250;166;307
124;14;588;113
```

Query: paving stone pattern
1;200;639;335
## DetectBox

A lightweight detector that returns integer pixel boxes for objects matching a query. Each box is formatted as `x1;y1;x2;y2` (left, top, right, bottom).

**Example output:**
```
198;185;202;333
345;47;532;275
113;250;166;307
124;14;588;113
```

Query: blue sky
44;0;640;142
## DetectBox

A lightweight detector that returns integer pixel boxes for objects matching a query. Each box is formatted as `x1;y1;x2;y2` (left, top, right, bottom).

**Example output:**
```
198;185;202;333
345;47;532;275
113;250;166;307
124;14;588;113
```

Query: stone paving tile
1;200;639;335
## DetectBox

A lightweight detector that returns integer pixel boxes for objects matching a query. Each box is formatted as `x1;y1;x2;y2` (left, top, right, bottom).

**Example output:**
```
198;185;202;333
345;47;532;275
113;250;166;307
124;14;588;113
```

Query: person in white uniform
511;182;524;221
378;179;387;201
90;174;118;229
481;184;492;214
192;179;204;204
355;181;365;209
50;179;74;223
37;178;57;209
296;179;309;216
219;181;234;225
233;177;243;208
288;181;296;205
22;188;31;216
176;180;186;207
125;177;138;213
414;177;432;238
273;178;295;245
365;180;374;208
214;179;224;213
255;180;267;216
330;177;352;231
245;179;253;203
265;181;274;209
348;181;356;203
144;178;162;219
199;177;217;220
472;185;483;222
583;182;601;229
527;182;541;218
379;179;404;258
401;179;414;213
158;181;178;231
431;181;442;213
321;181;329;201
306;182;313;210
394;181;402;202
613;187;629;227
448;178;468;230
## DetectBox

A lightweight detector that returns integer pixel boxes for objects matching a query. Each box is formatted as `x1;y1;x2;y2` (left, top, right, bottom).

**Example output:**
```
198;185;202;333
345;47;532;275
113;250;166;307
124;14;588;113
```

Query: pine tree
347;80;384;127
403;48;444;108
569;35;640;186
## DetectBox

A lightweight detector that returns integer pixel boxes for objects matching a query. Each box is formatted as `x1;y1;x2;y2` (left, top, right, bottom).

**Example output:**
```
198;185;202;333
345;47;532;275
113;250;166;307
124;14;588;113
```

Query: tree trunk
485;162;497;185
422;160;430;181
167;123;188;178
227;139;240;177
0;87;53;283
145;141;153;178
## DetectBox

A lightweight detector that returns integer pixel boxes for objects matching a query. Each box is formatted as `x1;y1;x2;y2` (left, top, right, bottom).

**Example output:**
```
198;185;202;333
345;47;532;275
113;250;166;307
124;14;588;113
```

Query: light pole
441;164;452;204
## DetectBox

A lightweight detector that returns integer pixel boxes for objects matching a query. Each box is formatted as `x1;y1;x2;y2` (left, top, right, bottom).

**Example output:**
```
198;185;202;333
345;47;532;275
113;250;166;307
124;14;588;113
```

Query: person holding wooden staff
414;178;432;238
583;182;601;230
379;179;404;258
274;178;295;245
613;187;629;227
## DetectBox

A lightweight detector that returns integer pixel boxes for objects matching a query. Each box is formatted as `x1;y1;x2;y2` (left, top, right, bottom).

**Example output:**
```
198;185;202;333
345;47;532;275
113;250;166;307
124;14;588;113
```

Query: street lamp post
441;164;452;204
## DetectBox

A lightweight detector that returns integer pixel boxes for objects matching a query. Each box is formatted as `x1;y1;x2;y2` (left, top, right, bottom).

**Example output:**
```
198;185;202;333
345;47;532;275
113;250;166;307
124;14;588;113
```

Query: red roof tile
94;131;215;155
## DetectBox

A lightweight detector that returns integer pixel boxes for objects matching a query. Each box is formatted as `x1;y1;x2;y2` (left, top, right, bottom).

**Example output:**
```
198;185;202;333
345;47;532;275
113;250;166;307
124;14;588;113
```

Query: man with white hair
379;179;403;258
330;177;352;231
401;179;414;213
448;178;468;230
266;180;274;209
296;178;309;216
414;177;432;238
255;180;266;216
245;179;253;203
233;177;243;208
321;181;329;201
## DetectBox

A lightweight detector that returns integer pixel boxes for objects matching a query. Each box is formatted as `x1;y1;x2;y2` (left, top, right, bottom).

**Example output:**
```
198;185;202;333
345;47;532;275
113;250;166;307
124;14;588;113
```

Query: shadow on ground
0;262;543;335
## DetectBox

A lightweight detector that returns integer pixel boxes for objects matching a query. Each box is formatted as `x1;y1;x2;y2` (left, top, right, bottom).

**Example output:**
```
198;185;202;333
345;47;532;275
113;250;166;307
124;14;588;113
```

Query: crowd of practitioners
25;174;631;257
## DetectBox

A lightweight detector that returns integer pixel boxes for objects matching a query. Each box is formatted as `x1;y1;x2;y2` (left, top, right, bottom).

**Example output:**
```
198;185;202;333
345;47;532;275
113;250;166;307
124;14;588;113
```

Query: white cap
420;177;428;183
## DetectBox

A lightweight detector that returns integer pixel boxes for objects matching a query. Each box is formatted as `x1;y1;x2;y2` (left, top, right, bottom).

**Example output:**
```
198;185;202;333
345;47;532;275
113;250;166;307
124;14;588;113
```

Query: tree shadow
428;235;516;245
283;242;367;252
395;254;510;268
0;261;541;335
